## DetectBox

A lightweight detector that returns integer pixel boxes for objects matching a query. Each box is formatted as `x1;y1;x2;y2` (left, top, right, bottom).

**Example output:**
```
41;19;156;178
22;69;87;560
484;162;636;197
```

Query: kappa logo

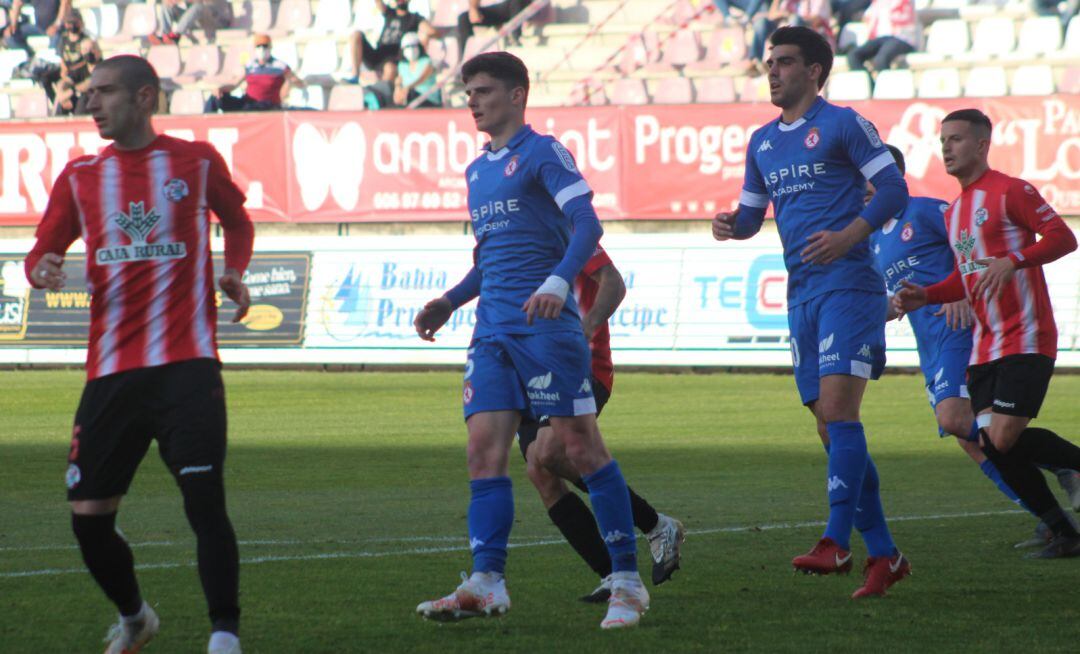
827;476;849;492
469;537;485;551
162;178;189;202
578;378;592;394
804;127;821;149
974;207;989;227
469;170;479;183
819;333;835;354
934;367;945;384
882;218;898;234
527;372;553;390
900;222;914;242
603;530;631;545
858;344;872;358
758;139;773;153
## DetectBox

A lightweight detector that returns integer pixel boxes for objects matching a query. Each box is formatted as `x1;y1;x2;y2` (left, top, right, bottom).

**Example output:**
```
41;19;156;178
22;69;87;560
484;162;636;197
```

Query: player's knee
177;471;229;529
525;459;562;503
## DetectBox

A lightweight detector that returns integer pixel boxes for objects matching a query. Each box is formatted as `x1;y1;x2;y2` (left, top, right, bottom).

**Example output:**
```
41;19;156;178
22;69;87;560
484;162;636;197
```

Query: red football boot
792;537;853;574
852;551;911;598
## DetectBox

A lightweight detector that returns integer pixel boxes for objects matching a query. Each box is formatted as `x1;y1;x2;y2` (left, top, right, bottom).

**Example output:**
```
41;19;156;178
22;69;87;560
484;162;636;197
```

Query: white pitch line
0;508;1025;580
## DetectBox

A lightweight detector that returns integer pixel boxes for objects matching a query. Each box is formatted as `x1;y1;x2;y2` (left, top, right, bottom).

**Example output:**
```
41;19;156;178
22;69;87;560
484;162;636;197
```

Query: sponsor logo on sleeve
856;114;883;148
551;141;578;172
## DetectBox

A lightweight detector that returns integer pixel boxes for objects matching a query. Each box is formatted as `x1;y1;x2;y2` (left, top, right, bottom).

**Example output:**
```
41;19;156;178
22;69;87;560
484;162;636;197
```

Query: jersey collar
777;96;826;132
483;124;533;161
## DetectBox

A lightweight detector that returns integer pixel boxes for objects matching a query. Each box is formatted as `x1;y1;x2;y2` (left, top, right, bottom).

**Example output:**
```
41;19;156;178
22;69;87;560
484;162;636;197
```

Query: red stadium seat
693;76;736;103
169;89;206;115
569;80;608;106
205;42;248;86
249;0;274;32
119;3;156;39
650;77;694;104
738;75;770;102
432;0;469;29
275;0;312;31
177;45;222;83
646;29;702;71
1061;67;1080;94
617;32;661;75
610;78;649;105
147;44;182;81
686;27;747;71
13;89;49;118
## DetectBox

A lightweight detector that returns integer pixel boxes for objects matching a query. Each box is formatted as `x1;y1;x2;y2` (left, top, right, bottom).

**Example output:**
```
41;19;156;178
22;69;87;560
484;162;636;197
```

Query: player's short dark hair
461;51;530;102
942;108;992;137
95;55;161;100
769;26;834;90
885;144;905;175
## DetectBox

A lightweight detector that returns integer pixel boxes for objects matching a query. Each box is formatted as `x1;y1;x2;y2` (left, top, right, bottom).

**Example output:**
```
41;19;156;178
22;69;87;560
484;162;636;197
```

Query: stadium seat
917;67;961;97
327;84;367;110
96;3;121;40
906;19;969;65
81;8;100;39
1066;16;1080;52
872;69;915;99
610;78;649;105
1010;64;1055;95
206;42;249;86
1014;16;1063;57
649;76;693;104
299;39;339;80
1061;66;1080;94
0;48;29;84
687;27;747;71
462;35;500;63
738;75;770;102
646;29;702;71
169;89;206;115
13;89;48;118
276;0;313;32
249;0;274;33
0;93;11;119
119;3;156;39
617;32;660;74
287;84;325;110
837;22;869;53
272;40;300;71
960;16;1016;61
827;70;871;100
147;45;183;82
177;45;222;83
964;66;1007;97
693;76;736;103
431;0;469;29
311;0;351;33
568;80;608;106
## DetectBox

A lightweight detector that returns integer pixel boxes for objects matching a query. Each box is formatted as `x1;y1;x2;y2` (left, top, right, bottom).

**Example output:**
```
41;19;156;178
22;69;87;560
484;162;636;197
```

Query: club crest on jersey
463;381;474;404
804;127;821;149
65;463;81;489
163;178;189;202
504;154;520;177
900;222;914;241
974;207;989;227
96;201;187;265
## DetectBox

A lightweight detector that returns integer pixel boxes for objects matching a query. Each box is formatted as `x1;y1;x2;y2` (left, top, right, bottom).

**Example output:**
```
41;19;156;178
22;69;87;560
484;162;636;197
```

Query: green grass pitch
2;370;1080;653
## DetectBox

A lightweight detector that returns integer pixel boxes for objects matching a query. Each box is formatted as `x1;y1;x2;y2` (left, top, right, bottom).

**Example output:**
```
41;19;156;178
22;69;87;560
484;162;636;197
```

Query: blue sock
582;460;637;573
468;477;513;575
967;420;981;442
853;456;897;558
978;459;1034;516
822;421;869;550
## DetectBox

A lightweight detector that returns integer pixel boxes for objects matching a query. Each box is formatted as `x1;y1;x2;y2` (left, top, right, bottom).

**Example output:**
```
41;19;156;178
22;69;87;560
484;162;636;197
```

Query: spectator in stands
205;33;305;112
53;9;99;115
1033;0;1079;27
344;0;435;84
363;58;400;109
846;0;917;77
831;0;871;41
3;0;69;54
456;0;527;61
749;0;834;69
150;0;232;44
712;0;766;24
395;32;441;108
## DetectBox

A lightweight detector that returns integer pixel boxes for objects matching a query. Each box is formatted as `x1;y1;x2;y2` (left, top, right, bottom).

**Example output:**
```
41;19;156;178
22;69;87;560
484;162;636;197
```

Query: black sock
71;513;143;616
547;492;612;578
981;433;1061;518
628;486;660;534
179;474;240;635
1010;428;1080;472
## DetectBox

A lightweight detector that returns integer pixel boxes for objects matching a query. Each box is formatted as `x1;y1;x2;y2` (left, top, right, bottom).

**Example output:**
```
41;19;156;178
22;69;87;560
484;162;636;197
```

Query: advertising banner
0;252;311;347
0;95;1076;225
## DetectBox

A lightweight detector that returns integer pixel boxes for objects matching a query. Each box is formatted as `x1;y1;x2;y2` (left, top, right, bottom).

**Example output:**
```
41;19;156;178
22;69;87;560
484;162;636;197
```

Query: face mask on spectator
255;45;270;62
402;45;420;61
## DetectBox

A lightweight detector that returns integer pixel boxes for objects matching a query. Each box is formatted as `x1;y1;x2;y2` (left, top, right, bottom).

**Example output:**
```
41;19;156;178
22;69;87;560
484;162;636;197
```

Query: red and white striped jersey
932;169;1076;366
25;135;254;380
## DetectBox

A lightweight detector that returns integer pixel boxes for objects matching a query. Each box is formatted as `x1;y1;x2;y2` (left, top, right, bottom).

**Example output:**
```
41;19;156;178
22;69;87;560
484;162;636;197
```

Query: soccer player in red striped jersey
515;246;684;602
895;108;1080;559
25;56;254;653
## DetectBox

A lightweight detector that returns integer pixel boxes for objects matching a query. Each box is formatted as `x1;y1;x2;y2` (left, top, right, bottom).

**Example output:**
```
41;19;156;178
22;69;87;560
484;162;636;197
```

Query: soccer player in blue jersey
412;52;649;629
712;26;910;598
874;145;1080;546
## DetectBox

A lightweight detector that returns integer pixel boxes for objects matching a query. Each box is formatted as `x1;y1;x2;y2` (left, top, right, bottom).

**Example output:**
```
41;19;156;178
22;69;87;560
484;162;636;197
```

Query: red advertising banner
0;95;1076;226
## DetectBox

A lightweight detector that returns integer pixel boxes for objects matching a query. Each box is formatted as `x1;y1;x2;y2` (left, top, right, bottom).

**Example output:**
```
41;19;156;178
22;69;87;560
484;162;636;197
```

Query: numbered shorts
518;376;611;460
967;353;1054;419
920;346;971;436
65;358;228;500
788;290;887;406
462;331;597;421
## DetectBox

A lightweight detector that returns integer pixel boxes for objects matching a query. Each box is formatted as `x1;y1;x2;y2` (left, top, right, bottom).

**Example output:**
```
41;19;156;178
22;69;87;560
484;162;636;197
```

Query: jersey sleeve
1004;179;1078;269
582;245;614;278
839;108;895;181
203;145;254;274
535;137;593;211
739;129;770;210
916;197;950;244
25;164;82;288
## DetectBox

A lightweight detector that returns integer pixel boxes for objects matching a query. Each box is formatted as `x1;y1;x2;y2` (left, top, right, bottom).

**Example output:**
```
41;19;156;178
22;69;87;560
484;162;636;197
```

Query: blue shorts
462;331;597;421
789;290;887;406
921;346;971;436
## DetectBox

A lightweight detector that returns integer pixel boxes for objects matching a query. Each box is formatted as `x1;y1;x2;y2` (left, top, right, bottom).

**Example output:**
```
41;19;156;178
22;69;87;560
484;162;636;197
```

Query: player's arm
284;65;306;90
715;132;768;241
971;181;1078;299
205;147;254;322
896;266;964;317
414;266;480;341
582;252;625;339
25;166;81;290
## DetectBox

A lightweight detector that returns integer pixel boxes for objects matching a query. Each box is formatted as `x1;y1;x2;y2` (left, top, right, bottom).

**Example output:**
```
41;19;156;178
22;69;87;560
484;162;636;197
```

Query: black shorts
517;376;610;461
360;36;401;70
65;358;228;500
967;353;1054;419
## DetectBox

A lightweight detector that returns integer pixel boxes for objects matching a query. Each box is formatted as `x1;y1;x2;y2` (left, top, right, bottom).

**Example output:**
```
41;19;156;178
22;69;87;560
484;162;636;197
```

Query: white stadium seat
964;66;1008;97
917;68;961;98
872;69;915;99
827;70;871;101
1010;64;1055;95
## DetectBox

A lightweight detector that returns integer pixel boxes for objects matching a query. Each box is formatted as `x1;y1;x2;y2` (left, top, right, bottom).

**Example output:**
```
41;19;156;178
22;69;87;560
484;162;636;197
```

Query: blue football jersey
871;196;972;362
741;97;897;306
465;124;593;337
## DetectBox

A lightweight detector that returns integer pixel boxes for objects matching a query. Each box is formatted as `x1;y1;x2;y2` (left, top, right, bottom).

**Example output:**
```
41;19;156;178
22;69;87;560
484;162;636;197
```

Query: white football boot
647;513;686;585
103;602;159;654
416;571;510;621
207;631;242;654
601;572;649;629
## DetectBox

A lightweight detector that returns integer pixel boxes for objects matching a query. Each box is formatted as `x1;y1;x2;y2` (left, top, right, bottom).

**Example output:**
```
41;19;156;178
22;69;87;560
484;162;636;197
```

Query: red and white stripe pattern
28;135;250;380
944;169;1059;366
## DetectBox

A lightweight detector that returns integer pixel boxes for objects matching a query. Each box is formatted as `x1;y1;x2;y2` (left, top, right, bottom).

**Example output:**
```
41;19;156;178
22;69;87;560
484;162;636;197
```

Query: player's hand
218;268;250;323
712;209;737;241
894;279;928;316
414;296;453;342
934;298;974;330
30;253;66;290
522;293;565;325
393;86;407;106
971;257;1015;300
801;229;855;265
